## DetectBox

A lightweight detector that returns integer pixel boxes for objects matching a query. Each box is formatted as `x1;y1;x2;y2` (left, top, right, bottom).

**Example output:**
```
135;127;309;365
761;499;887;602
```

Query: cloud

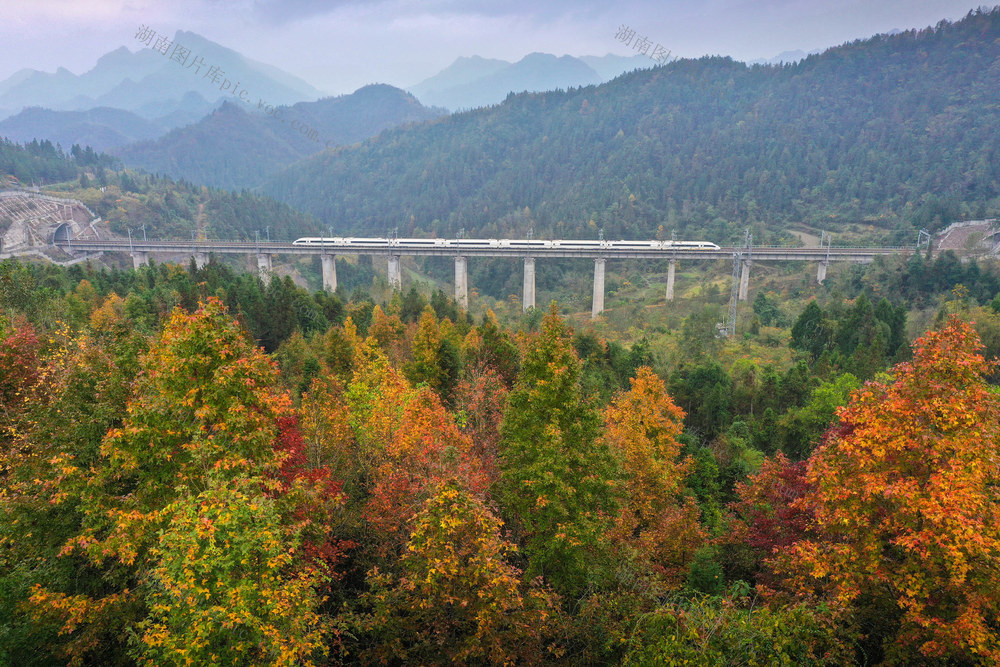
240;0;616;26
245;0;350;24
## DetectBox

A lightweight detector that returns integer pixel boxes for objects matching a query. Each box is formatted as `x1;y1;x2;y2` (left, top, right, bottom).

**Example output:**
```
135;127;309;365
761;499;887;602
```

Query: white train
292;237;720;250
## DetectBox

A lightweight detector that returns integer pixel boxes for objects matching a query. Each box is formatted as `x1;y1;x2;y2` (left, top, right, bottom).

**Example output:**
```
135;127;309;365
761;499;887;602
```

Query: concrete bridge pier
666;259;676;300
817;260;828;285
738;258;751;301
194;252;209;270
321;255;337;292
592;258;606;319
256;253;272;283
522;257;535;311
454;256;468;309
132;251;149;269
387;255;401;290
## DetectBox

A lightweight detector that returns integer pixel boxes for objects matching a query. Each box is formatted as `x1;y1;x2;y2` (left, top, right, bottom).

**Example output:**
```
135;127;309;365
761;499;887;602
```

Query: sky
0;0;984;95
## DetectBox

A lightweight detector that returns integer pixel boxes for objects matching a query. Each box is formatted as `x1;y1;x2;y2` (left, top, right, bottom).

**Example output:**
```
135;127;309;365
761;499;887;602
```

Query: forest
3;249;1000;665
114;85;445;191
0;138;321;242
263;9;1000;247
3;8;1000;664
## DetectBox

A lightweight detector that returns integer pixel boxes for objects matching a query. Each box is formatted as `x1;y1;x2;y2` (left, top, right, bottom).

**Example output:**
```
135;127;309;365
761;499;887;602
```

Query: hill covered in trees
263;9;1000;245
116;85;446;190
0;106;171;154
0;137;116;186
0;138;319;241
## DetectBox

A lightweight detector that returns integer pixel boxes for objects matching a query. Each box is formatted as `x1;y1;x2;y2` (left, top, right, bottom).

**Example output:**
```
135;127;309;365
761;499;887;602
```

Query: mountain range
114;84;445;190
0;34;655;184
0;93;218;153
408;53;651;111
0;31;324;122
261;9;1000;245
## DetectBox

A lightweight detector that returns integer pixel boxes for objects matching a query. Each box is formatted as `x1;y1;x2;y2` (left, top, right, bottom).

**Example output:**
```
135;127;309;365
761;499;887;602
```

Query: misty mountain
262;9;1000;245
0;31;324;122
409;52;616;111
0;68;41;99
0;106;167;153
115;84;446;190
134;91;222;129
409;56;513;106
578;54;653;80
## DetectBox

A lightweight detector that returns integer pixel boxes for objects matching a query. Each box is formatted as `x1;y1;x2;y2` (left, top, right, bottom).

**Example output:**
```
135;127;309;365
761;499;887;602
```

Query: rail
55;238;911;261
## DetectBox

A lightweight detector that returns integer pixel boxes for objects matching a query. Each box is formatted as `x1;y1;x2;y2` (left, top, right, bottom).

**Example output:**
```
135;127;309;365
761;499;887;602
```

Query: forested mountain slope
0;138;318;241
117;85;445;190
0;106;169;153
263;9;1000;244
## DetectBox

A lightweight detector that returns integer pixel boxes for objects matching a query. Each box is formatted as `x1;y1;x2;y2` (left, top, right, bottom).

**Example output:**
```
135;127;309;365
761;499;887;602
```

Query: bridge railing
60;239;914;251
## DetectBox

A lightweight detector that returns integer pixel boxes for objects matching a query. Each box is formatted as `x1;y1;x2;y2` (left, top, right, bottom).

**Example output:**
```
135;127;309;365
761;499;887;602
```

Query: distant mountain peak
408;52;638;112
95;46;132;63
115;83;444;191
0;31;326;123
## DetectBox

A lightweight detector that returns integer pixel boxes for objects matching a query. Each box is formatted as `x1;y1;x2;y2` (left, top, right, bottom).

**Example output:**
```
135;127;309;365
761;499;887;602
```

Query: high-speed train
292;237;720;250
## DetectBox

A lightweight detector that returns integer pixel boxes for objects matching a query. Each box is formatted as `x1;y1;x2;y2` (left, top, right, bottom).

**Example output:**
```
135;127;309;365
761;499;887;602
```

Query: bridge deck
58;239;909;262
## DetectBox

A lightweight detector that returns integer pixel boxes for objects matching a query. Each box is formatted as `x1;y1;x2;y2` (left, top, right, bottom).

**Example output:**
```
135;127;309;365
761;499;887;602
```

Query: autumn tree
299;375;357;492
368;304;406;363
29;299;332;662
270;416;354;578
498;304;620;596
0;316;41;427
464;309;520;388
136;478;330;665
321;323;357;381
454;365;509;484
404;305;460;403
601;367;703;587
782;318;1000;663
340;339;416;487
364;386;490;559
0;296;147;663
360;483;561;665
725;453;813;588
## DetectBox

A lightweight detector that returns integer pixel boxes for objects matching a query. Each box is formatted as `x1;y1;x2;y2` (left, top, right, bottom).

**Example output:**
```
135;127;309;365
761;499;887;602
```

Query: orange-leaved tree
364;386;490;558
454;364;509;484
781;317;1000;663
601;366;703;589
0;316;41;426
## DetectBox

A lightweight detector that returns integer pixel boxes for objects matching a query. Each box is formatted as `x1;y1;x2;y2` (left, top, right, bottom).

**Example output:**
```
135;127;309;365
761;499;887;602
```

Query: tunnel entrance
53;222;73;244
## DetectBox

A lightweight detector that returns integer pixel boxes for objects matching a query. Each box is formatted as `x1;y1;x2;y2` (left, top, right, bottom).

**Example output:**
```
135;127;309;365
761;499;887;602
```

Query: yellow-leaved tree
31;299;332;665
359;483;561;665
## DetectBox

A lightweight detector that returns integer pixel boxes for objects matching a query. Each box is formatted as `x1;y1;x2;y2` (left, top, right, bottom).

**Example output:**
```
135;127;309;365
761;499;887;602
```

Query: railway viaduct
54;237;910;318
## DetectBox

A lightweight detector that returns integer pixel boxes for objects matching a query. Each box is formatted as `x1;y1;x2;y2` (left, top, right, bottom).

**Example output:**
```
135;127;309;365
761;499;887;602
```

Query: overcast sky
0;0;984;95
